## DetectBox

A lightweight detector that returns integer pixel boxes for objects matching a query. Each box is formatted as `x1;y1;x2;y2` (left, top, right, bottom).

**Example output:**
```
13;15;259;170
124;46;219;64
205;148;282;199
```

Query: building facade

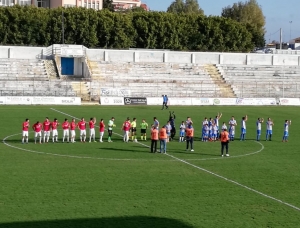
0;0;148;10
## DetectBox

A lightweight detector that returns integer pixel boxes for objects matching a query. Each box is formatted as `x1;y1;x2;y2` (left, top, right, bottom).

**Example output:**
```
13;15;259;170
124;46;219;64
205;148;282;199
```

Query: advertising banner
32;97;56;105
4;96;81;105
169;98;192;106
100;97;124;105
147;97;162;105
279;98;300;106
57;97;81;105
0;97;6;105
213;98;237;106
6;96;32;105
236;98;276;105
101;88;131;97
191;98;213;105
124;97;147;105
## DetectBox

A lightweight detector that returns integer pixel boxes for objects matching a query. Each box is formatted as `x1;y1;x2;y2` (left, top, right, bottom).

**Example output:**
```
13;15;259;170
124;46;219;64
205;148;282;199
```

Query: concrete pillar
134;51;139;62
246;54;249;65
219;54;223;64
8;48;11;58
191;53;195;64
163;52;168;63
298;56;300;66
104;51;108;61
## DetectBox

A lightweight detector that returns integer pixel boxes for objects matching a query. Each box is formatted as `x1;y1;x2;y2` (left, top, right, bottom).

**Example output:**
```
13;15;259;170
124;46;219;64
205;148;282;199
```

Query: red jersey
78;121;86;130
123;121;131;131
43;120;51;131
99;122;105;132
33;123;42;132
62;121;70;130
22;121;29;131
89;120;95;129
70;122;76;130
51;121;59;130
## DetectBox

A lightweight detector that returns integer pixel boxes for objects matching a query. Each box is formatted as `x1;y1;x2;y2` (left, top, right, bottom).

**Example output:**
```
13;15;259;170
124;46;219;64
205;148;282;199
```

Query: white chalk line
49;108;300;212
2;133;173;162
49;108;263;161
4;108;298;211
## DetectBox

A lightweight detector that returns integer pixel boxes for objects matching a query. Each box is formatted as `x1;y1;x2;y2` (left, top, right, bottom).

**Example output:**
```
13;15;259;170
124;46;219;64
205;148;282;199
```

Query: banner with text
279;98;300;106
213;98;237;105
169;97;192;106
101;88;131;97
146;97;162;105
236;98;276;106
191;98;213;105
124;97;147;105
100;97;125;105
2;97;81;105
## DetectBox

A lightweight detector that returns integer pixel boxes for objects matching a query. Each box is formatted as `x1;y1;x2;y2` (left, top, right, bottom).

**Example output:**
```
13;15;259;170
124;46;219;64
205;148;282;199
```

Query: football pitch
0;105;300;228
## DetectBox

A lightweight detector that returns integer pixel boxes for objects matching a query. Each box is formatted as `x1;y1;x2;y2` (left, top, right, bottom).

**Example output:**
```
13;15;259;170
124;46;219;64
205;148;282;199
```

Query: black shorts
131;127;136;132
141;129;146;134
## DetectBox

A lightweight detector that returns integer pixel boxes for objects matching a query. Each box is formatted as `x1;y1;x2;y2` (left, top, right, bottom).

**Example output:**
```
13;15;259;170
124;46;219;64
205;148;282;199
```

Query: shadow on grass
0;216;194;228
171;151;220;157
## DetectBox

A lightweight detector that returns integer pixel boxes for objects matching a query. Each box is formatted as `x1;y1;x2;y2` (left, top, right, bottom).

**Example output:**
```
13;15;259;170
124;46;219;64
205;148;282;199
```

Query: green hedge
0;6;258;52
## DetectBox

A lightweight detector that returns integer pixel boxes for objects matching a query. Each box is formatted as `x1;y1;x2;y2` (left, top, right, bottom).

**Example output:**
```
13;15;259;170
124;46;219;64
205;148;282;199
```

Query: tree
221;0;265;47
103;0;114;12
221;0;265;32
167;0;204;14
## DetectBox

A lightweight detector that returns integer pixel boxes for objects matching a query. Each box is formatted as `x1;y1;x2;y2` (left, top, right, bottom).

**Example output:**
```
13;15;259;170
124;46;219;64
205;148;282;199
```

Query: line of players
199;115;291;142
21;113;292;144
22;117;108;144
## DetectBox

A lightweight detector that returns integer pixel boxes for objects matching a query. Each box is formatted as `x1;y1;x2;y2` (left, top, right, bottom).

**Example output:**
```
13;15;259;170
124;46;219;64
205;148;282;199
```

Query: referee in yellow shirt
131;118;137;142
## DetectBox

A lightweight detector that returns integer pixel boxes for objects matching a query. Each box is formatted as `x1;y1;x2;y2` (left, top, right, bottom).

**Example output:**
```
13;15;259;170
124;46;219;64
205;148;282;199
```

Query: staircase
204;64;236;98
71;81;89;101
43;60;58;79
88;60;106;81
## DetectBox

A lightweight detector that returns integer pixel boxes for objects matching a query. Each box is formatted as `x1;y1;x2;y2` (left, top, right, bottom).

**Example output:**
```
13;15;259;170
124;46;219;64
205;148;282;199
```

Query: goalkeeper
107;117;115;142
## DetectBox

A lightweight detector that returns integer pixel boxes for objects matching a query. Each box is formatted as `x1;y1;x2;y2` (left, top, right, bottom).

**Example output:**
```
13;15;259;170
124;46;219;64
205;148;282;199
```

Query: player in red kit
62;118;70;143
51;118;59;143
78;117;86;143
43;117;51;143
22;118;30;144
32;121;43;144
70;118;76;143
89;117;96;143
99;119;105;142
122;117;131;143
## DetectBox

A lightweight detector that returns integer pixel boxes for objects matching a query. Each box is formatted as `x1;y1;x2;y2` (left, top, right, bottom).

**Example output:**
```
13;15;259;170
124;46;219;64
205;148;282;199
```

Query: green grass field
1;105;300;228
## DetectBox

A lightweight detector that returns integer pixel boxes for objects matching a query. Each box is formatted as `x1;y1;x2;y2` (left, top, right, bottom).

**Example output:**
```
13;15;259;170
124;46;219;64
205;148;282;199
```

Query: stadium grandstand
1;45;300;101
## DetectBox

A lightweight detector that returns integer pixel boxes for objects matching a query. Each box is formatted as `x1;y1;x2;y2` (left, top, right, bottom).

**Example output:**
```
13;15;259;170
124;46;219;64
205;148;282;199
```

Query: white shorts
22;131;28;137
44;131;50;137
80;130;86;136
52;129;58;136
63;129;69;137
90;128;95;136
100;131;104;137
35;132;42;137
124;130;129;136
71;130;76;137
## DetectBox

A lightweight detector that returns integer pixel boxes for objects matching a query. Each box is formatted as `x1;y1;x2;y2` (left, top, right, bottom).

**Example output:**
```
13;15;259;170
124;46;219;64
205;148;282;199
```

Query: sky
144;0;300;43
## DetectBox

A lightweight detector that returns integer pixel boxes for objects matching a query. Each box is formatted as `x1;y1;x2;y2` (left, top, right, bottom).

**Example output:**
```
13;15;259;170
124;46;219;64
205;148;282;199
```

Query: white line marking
49;108;263;161
50;108;300;212
166;152;300;212
2;133;172;162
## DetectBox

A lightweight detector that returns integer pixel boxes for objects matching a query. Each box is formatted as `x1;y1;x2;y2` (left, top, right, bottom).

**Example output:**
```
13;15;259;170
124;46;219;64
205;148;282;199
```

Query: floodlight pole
62;10;65;44
289;21;292;41
280;28;282;50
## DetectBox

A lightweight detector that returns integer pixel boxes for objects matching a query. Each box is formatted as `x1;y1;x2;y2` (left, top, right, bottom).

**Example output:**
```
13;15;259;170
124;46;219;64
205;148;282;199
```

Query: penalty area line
50;108;300;212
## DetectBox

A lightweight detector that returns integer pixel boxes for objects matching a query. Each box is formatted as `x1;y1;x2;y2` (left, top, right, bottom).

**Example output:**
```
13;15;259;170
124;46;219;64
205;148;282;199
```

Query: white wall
86;49;300;66
1;45;300;66
0;46;46;59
